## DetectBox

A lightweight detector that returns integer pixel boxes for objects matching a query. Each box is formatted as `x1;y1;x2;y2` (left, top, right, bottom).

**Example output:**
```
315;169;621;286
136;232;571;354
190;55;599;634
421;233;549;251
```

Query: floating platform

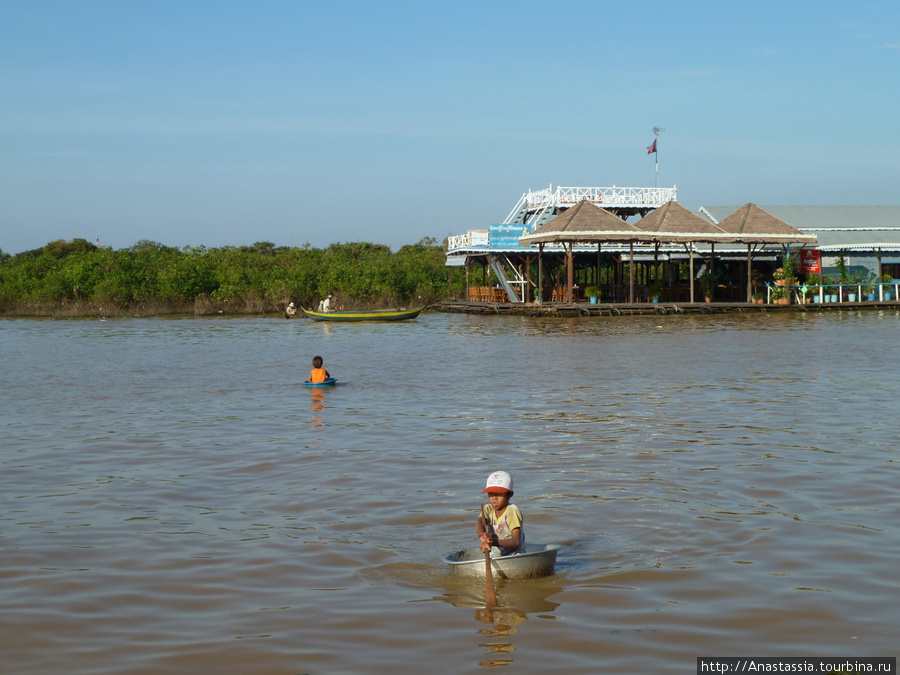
437;299;900;317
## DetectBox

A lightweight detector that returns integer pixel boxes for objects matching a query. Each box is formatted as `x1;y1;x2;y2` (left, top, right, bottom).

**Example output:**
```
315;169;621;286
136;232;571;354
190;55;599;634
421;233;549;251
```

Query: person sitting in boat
322;294;334;312
476;470;524;557
307;355;331;384
285;302;297;317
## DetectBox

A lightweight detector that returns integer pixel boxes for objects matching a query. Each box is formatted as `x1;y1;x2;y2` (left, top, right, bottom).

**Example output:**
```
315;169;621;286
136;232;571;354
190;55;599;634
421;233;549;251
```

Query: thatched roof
516;199;818;249
635;201;732;243
518;199;650;245
715;203;818;244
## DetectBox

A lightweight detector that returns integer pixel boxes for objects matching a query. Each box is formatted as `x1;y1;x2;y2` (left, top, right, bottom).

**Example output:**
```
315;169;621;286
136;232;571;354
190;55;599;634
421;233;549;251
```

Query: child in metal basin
476;471;525;558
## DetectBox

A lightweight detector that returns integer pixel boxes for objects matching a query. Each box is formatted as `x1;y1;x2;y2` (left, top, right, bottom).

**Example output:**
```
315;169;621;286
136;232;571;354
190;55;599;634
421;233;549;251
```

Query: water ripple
1;313;898;673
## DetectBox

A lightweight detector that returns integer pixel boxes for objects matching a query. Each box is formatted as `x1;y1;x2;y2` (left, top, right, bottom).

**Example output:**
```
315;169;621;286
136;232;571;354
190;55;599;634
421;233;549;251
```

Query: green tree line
0;238;463;317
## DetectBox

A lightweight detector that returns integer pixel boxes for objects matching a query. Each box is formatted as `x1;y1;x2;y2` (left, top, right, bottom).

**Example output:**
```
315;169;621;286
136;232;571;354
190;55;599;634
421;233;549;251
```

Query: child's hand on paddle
479;532;493;553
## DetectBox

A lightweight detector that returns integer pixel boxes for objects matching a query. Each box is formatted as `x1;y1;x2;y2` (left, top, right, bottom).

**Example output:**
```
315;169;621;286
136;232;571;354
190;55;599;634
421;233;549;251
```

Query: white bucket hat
482;470;513;494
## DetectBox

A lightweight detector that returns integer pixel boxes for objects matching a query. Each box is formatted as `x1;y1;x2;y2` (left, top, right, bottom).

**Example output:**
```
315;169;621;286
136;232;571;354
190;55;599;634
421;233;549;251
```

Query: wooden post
597;244;602;299
785;244;791;305
538;244;544;304
686;244;695;302
617;255;624;302
525;256;533;303
746;244;752;302
628;242;635;304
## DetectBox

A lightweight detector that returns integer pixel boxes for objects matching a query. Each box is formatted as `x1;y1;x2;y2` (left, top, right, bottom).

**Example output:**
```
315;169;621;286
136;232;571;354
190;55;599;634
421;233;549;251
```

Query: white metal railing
516;185;677;217
447;185;679;251
504;192;529;224
765;281;900;304
447;233;469;250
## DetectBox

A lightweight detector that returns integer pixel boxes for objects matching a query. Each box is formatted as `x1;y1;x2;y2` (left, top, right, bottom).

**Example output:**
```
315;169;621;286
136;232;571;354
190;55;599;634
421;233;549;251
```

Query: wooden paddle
483;504;497;607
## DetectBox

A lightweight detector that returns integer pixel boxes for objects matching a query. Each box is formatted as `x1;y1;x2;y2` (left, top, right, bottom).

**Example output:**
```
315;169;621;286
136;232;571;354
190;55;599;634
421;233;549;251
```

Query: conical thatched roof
715;203;817;244
635;201;732;243
518;199;649;245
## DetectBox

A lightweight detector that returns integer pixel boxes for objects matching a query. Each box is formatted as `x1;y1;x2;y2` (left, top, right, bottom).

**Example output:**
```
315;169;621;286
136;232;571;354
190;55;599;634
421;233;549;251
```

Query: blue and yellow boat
302;307;425;322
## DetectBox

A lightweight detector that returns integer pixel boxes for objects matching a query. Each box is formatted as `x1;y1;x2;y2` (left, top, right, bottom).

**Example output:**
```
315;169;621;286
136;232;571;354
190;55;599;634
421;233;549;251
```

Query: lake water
1;311;897;674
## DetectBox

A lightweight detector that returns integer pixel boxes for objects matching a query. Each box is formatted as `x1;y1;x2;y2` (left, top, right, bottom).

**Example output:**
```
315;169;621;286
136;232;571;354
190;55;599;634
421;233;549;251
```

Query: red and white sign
800;249;821;274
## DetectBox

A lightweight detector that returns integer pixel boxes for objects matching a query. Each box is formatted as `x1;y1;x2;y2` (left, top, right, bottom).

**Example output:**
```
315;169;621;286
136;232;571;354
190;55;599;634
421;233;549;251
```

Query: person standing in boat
307;355;331;384
476;471;524;557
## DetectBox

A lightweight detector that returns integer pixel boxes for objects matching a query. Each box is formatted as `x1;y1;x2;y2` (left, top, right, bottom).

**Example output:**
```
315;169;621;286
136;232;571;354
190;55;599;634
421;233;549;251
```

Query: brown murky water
1;311;897;673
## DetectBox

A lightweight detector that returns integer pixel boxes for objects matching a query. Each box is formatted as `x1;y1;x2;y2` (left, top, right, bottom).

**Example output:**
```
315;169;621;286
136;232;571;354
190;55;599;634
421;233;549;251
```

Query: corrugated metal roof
699;206;900;251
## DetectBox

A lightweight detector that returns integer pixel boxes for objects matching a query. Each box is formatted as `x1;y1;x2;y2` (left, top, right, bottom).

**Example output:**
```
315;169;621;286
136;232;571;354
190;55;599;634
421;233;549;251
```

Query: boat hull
302;307;424;322
442;544;559;579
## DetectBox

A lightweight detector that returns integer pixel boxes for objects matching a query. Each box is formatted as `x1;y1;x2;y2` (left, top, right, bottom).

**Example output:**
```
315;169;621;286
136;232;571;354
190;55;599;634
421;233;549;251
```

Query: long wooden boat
442;544;560;579
302;306;425;322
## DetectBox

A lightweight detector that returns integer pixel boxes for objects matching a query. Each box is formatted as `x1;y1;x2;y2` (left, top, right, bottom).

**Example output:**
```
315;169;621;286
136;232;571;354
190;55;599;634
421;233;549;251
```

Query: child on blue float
308;355;330;383
476;471;525;558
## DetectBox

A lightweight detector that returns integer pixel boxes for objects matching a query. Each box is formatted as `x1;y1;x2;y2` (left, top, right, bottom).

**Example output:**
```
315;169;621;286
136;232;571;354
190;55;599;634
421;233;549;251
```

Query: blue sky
2;1;899;254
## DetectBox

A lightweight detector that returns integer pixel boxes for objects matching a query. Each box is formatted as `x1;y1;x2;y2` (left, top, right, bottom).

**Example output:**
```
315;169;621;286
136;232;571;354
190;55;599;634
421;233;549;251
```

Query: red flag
647;139;657;154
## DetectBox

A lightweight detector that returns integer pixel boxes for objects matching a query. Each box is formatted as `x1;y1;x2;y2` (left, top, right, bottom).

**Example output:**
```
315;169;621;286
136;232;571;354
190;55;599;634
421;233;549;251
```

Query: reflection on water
475;605;523;668
439;572;562;669
439;583;561;614
1;312;899;673
309;388;326;430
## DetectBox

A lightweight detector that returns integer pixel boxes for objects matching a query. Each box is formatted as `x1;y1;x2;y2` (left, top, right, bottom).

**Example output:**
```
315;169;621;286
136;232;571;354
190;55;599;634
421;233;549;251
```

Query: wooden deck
438;299;900;317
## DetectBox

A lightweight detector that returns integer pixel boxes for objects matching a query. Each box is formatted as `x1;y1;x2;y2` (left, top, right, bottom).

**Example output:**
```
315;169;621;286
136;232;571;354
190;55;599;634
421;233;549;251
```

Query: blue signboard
489;224;530;249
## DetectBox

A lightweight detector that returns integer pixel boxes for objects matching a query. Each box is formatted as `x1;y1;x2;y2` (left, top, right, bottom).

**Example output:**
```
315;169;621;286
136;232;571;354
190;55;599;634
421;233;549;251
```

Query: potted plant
698;271;717;302
771;286;788;305
752;291;766;304
883;274;894;301
836;251;849;285
584;285;600;304
848;273;865;302
648;281;663;303
835;251;850;302
773;267;787;286
818;275;833;302
861;274;876;301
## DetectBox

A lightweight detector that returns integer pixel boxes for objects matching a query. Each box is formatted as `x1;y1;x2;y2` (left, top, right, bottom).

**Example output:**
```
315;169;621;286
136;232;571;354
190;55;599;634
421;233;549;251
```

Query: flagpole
652;126;664;188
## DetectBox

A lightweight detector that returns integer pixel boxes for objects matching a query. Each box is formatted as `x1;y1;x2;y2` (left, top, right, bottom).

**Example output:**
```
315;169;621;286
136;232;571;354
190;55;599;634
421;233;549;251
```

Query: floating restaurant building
446;185;680;303
445;184;900;309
